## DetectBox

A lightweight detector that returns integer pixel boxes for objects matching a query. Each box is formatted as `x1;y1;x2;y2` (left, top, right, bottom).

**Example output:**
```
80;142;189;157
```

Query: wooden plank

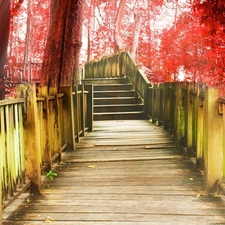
3;120;225;224
2;221;225;225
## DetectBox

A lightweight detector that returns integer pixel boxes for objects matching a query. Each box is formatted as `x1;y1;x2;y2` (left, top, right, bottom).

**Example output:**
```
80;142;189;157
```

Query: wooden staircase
82;77;144;120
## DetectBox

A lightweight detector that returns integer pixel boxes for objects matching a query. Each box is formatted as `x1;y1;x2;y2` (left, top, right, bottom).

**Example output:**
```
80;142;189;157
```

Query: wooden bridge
3;120;225;224
1;51;225;224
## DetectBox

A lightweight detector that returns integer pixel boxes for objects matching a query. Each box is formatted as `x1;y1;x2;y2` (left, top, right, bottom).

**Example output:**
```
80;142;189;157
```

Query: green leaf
46;170;57;180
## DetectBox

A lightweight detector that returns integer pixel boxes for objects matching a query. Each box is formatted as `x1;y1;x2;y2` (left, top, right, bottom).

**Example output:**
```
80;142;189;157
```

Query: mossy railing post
196;85;204;168
163;83;171;130
75;85;80;143
143;84;150;119
38;86;52;170
204;87;223;191
151;86;155;123
182;85;188;148
60;86;76;151
81;84;85;137
159;85;164;126
186;84;193;152
174;83;185;146
169;84;175;134
191;87;198;153
86;84;93;132
17;83;41;193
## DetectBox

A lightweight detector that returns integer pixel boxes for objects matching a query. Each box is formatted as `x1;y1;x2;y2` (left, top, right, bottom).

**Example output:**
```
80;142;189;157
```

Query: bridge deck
3;120;225;224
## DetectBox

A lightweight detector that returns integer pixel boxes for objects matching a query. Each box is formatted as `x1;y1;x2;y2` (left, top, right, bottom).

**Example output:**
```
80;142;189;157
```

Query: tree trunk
131;0;141;58
0;0;10;99
41;0;84;87
114;0;126;52
87;0;93;62
23;0;31;81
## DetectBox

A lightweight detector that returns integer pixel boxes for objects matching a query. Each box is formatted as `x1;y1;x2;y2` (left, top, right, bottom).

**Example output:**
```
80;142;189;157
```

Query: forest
0;0;225;99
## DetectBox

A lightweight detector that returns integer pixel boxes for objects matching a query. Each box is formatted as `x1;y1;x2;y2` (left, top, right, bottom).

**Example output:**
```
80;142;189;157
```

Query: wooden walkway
2;120;225;225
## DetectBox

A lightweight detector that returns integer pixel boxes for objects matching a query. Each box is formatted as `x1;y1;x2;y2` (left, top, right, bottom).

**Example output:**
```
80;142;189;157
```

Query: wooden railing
149;82;225;192
0;99;27;211
84;53;120;78
1;83;92;218
72;84;93;143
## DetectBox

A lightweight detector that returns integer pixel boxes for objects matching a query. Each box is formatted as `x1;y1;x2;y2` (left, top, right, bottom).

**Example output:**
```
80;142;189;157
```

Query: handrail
0;98;28;207
0;98;24;106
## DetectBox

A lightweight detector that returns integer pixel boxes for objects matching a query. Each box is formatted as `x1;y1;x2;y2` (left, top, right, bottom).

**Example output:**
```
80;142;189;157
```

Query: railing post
196;86;204;168
174;83;185;146
159;85;164;126
204;87;223;191
187;84;193;152
152;86;156;123
38;86;52;170
17;83;41;193
163;83;170;130
56;93;62;161
86;84;93;132
170;83;176;134
144;85;150;119
81;84;85;137
60;86;76;151
75;85;80;142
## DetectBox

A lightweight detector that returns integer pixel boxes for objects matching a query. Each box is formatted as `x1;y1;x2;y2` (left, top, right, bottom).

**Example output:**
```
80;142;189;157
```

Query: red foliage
11;0;24;17
144;1;225;86
4;0;50;96
3;0;225;95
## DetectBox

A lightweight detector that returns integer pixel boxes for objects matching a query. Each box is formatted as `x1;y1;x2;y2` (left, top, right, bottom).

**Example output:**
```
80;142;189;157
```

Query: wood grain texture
2;120;225;224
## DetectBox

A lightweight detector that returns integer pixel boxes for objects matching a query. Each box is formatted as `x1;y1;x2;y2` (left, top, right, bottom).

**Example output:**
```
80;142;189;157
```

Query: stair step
94;90;135;98
94;111;144;120
94;104;144;113
94;97;136;105
93;84;133;91
82;77;128;84
81;76;146;120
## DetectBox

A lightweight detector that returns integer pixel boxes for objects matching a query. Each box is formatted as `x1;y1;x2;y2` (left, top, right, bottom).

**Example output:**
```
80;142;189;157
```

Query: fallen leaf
197;193;202;198
45;218;53;223
213;193;220;198
88;164;97;168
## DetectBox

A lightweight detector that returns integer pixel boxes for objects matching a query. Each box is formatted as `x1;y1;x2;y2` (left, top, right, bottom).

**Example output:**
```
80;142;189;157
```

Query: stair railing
83;51;152;118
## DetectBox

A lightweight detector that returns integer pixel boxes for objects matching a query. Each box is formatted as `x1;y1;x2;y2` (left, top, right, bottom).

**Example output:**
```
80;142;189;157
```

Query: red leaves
4;0;50;85
11;0;25;17
193;0;225;33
